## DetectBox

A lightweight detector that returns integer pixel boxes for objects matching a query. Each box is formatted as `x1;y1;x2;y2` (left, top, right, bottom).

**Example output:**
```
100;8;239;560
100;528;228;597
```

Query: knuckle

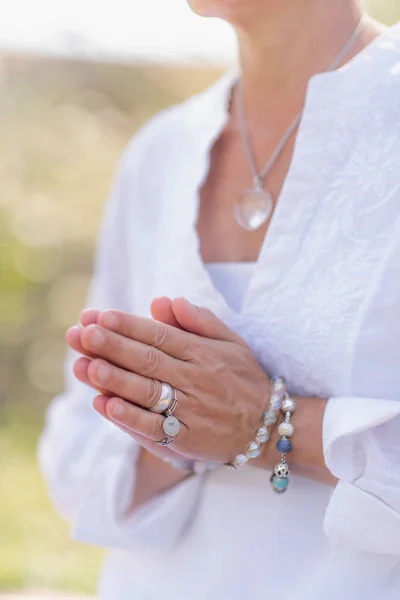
195;343;214;366
87;359;99;378
91;359;109;384
142;346;159;375
184;341;203;363
150;322;168;349
115;368;128;393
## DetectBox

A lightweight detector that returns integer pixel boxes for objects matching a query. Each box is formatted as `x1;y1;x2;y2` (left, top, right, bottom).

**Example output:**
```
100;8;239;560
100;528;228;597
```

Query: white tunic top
39;23;400;600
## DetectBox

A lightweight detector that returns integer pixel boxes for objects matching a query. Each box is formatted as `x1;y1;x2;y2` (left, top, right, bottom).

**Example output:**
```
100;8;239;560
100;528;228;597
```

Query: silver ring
156;435;175;446
156;390;181;446
150;382;174;414
156;436;175;447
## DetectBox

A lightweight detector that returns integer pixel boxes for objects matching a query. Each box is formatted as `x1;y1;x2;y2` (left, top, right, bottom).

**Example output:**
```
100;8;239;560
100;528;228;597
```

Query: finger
73;356;111;396
87;358;180;411
80;308;101;327
66;308;102;357
66;326;97;359
171;298;243;343
80;324;190;387
151;297;181;328
96;310;199;361
93;395;184;460
93;395;135;435
103;396;189;447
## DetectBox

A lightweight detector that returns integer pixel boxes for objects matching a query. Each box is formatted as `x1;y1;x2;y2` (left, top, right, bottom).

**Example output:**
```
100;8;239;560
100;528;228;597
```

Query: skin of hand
66;297;272;465
68;298;336;494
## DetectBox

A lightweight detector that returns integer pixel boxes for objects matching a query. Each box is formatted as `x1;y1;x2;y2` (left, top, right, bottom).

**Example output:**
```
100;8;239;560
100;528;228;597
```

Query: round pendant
234;188;273;231
163;416;180;437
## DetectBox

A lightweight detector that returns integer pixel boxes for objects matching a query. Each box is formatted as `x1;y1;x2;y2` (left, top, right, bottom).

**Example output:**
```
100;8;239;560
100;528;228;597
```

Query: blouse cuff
323;396;400;555
72;441;205;551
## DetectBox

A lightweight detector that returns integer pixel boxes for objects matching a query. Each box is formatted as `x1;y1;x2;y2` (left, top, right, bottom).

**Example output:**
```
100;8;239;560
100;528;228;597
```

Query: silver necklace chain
237;16;367;190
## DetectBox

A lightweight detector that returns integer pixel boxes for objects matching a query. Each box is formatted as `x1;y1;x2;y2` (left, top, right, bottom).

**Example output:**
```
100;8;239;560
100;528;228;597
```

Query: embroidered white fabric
38;23;400;600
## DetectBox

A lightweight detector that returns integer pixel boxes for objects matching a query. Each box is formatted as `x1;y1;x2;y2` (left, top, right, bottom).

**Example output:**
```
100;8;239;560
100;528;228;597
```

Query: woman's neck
234;1;382;130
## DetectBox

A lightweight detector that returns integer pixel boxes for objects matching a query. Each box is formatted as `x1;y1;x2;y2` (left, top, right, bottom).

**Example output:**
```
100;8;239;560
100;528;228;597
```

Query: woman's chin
187;0;238;19
187;0;264;25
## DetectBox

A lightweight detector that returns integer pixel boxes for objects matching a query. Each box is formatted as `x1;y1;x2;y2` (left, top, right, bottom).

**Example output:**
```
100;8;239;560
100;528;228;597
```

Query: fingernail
96;362;110;382
111;401;124;417
103;311;118;329
89;327;105;347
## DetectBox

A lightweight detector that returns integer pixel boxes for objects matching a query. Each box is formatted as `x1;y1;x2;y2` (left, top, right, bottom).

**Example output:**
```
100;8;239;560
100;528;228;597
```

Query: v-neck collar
160;23;400;328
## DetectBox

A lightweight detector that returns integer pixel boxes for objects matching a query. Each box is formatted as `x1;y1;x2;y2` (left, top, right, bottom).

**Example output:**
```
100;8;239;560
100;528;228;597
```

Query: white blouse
39;23;400;600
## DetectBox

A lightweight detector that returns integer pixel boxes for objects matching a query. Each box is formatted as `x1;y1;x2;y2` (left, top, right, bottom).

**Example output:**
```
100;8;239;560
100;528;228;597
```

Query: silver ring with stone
156;390;181;446
150;382;175;414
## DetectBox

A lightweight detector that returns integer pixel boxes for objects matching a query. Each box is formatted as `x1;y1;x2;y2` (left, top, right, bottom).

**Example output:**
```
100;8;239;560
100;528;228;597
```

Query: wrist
254;394;335;485
289;395;327;471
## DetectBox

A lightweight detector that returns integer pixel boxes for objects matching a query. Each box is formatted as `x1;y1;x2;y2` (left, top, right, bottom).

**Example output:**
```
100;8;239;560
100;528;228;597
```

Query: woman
39;1;400;599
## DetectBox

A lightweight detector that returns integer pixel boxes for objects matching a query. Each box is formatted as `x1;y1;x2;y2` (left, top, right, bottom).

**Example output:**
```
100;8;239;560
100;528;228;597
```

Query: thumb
171;298;240;342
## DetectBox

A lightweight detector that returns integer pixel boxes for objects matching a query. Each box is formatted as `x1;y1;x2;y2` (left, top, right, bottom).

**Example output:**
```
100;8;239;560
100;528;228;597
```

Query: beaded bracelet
230;376;287;470
271;380;296;493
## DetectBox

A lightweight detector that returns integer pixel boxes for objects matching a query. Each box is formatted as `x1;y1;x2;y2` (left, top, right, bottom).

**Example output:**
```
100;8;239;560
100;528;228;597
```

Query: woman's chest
130;88;400;399
139;162;400;400
196;126;296;263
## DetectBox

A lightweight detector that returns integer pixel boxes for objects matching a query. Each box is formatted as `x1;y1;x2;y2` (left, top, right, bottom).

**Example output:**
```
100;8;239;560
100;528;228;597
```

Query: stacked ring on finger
151;383;181;446
150;382;175;414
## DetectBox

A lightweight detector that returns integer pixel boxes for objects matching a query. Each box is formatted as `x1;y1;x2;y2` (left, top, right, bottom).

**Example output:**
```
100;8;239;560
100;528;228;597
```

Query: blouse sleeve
38;135;205;552
323;396;400;556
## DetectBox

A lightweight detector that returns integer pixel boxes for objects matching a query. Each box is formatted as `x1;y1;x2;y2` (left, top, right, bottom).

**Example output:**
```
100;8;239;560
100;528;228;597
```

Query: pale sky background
0;1;397;64
0;0;236;63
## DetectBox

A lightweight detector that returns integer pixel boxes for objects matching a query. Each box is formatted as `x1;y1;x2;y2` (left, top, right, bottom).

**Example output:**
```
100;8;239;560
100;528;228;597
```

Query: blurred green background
0;1;398;596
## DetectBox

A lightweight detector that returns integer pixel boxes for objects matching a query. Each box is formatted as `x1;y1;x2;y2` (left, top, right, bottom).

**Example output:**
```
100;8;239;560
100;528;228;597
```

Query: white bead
256;426;270;444
246;441;261;459
273;379;286;396
233;454;248;470
281;397;296;414
270;393;282;410
278;422;294;437
263;409;277;426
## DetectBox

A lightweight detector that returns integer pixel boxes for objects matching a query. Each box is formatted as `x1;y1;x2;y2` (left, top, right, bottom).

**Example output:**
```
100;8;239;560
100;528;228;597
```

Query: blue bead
272;475;289;493
276;438;292;453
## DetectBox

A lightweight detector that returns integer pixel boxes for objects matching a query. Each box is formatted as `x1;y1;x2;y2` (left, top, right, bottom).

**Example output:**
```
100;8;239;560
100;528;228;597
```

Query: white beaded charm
230;378;283;470
272;379;296;494
263;409;277;426
269;393;282;410
278;422;294;438
281;397;296;414
256;426;270;444
273;379;286;394
246;441;261;459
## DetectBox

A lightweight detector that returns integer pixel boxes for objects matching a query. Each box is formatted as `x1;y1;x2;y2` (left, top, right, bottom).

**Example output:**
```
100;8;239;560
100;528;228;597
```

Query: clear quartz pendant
234;186;274;231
